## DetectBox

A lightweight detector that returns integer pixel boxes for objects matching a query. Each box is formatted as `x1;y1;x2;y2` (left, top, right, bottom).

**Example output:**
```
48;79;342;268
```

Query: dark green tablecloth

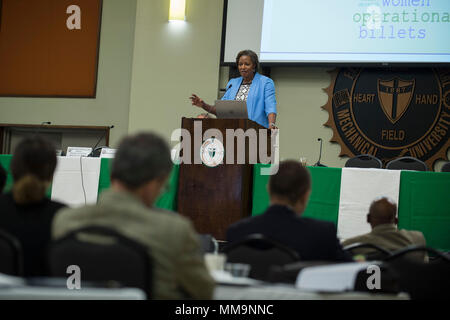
98;158;179;211
252;165;341;224
0;155;178;211
251;164;450;251
1;155;449;250
397;171;450;251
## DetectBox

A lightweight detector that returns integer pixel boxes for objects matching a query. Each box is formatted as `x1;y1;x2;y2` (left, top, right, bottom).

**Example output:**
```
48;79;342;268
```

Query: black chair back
198;234;218;254
48;226;152;298
383;246;450;300
267;261;334;284
386;156;428;171
343;242;393;260
345;154;383;169
223;234;300;280
0;229;23;276
441;162;450;172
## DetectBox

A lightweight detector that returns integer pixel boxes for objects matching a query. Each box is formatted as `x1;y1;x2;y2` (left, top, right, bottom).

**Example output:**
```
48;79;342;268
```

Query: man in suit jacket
53;132;215;299
342;197;427;261
226;161;352;262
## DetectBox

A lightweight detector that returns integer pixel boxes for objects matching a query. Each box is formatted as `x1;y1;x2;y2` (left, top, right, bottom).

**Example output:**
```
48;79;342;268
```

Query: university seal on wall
323;68;450;169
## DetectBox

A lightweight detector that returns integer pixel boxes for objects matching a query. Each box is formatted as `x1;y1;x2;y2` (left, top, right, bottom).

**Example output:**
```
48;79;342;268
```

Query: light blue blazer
221;72;277;128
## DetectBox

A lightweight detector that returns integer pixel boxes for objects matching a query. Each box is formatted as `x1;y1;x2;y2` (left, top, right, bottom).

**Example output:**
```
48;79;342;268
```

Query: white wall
128;0;224;140
2;0;447;169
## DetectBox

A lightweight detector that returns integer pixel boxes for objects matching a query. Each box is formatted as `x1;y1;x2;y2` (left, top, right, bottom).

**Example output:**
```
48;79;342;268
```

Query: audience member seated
0;164;6;193
52;132;215;299
0;137;65;277
226;160;352;262
342;197;427;262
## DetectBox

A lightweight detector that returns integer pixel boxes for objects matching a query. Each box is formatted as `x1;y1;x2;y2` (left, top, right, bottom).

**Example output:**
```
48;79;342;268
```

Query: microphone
88;125;114;157
314;138;327;167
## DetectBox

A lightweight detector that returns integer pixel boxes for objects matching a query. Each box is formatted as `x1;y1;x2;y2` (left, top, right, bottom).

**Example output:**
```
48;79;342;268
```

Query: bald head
367;197;398;228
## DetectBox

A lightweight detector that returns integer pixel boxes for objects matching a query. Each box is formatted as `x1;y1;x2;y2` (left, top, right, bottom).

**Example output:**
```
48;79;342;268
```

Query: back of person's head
268;160;311;213
0;164;7;193
11;136;57;205
367;197;398;227
111;132;172;190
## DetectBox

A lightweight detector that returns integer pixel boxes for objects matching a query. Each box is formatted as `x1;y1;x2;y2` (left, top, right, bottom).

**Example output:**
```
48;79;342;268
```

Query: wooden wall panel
0;0;102;97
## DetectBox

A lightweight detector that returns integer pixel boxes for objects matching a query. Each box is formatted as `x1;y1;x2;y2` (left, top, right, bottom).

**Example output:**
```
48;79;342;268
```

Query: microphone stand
314;138;326;167
87;125;114;157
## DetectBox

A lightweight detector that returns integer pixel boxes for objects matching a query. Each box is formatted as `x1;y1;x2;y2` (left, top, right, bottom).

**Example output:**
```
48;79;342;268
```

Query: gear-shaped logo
322;68;450;170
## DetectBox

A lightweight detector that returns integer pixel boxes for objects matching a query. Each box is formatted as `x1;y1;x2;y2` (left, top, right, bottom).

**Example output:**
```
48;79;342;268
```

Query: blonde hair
12;174;48;205
10;136;56;205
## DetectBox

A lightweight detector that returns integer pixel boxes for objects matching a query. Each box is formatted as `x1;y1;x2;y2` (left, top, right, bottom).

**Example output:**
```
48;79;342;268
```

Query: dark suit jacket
226;205;352;262
0;193;65;277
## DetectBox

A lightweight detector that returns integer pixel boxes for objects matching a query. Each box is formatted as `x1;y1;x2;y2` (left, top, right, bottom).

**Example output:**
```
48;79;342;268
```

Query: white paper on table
100;148;116;158
0;273;25;288
337;168;401;240
211;270;261;286
51;157;101;207
66;147;92;157
296;262;376;292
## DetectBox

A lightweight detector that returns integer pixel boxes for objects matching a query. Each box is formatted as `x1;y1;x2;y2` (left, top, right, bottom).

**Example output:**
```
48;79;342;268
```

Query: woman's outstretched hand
189;94;205;109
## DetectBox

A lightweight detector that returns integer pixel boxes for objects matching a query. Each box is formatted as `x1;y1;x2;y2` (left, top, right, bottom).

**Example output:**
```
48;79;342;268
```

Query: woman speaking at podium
189;50;277;129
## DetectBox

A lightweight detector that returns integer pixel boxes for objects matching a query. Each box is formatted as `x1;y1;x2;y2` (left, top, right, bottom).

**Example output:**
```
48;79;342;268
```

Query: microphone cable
79;155;87;205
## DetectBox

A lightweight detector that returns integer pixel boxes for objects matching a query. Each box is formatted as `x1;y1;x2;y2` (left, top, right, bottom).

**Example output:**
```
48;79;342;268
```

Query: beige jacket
342;224;427;261
52;189;215;299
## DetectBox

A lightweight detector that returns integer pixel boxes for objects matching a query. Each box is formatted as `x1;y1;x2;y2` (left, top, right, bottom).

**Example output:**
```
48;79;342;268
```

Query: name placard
100;148;116;158
66;147;92;157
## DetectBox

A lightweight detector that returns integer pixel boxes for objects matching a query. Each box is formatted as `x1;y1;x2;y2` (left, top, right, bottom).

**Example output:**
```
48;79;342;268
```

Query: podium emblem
200;138;224;167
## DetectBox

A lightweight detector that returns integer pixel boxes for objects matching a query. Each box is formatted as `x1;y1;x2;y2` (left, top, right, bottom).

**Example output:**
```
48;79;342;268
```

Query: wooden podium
177;117;271;240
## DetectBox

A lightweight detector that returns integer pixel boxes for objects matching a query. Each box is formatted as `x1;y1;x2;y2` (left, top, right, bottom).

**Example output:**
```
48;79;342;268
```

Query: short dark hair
0;165;6;193
269;160;311;205
111;132;172;189
11;136;57;182
369;197;397;224
236;49;259;71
